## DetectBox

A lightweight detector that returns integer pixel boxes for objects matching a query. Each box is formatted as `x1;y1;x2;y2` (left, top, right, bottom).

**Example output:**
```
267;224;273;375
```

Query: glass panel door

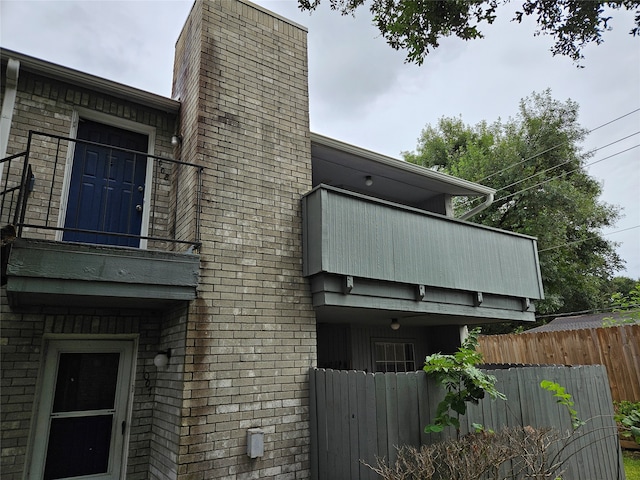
44;353;120;479
29;341;134;480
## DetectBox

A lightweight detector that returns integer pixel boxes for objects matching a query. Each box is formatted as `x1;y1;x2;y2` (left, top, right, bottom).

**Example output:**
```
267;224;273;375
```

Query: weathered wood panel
310;365;623;480
302;186;544;300
7;238;199;285
478;325;640;402
6;237;199;308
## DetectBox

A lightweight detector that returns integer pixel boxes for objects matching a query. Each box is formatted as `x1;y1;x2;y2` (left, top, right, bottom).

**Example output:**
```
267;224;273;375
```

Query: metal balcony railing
0;151;30;233
1;131;203;252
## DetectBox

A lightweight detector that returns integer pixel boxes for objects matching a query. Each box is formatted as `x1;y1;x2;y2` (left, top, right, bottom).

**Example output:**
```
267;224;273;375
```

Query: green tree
403;91;623;317
607;275;640;298
298;0;640;65
603;281;640;326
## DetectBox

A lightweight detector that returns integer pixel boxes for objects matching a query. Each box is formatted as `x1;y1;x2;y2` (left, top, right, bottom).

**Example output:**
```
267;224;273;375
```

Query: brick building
0;1;543;479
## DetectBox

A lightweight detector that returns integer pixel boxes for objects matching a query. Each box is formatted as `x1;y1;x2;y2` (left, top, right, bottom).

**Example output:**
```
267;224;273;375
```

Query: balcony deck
302;185;544;325
5;238;199;309
1;131;202;310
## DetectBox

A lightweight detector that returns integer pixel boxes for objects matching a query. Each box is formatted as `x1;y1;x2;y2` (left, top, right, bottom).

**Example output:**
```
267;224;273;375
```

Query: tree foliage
403;91;623;316
603;281;640;326
608;275;640;298
423;328;506;437
539;380;584;429
298;0;640;65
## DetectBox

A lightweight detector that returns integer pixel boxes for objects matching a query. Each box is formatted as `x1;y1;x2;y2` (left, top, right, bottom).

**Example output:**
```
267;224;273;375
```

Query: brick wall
173;1;316;478
172;0;202;247
0;67;191;478
149;305;190;480
1;68;178;246
2;0;318;476
0;288;173;479
0;288;43;479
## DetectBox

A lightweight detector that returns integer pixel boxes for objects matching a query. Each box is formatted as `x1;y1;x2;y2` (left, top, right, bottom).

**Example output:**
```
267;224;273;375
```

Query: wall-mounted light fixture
390;318;400;331
365;175;373;187
154;349;171;368
171;135;182;146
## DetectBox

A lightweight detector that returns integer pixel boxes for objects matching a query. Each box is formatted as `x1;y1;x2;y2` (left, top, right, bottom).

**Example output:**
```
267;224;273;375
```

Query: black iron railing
0;131;203;252
0;151;32;229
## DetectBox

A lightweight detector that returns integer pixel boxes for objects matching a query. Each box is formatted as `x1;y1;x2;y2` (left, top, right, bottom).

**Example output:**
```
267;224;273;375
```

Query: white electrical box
247;428;264;458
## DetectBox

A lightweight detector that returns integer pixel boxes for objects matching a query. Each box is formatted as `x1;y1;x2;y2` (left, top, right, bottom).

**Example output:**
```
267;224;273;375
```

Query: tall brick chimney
172;0;316;478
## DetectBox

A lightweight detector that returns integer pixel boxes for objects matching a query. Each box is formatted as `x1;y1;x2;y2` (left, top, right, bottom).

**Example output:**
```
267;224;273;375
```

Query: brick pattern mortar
0;69;181;479
173;1;316;479
0;288;165;480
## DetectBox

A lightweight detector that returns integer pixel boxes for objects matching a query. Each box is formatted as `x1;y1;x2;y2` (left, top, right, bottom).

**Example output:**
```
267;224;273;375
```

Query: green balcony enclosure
302;185;544;327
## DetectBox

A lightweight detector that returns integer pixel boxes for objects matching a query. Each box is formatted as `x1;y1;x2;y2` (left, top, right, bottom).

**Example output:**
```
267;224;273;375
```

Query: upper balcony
302;185;544;326
1;130;202;309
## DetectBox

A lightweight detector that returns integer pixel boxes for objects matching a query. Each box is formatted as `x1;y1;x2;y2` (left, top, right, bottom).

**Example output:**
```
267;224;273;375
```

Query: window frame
27;337;136;480
371;338;417;373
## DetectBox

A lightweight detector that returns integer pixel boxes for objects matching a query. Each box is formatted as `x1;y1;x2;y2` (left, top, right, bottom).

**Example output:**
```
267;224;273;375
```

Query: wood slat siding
310;365;623;480
478;325;640;402
302;186;544;300
6;238;200;308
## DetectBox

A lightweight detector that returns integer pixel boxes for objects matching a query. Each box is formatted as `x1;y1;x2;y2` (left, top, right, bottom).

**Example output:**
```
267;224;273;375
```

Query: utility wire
456;127;640;211
459;143;639;212
537;225;640;253
492;144;640;204
493;130;640;194
477;107;640;183
587;108;640;133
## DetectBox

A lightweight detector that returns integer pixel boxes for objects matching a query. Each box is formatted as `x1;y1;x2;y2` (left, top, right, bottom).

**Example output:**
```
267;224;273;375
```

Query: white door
29;339;135;480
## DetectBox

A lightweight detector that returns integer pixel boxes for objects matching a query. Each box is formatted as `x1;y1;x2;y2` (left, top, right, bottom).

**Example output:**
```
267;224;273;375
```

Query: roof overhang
0;48;180;114
310;132;495;209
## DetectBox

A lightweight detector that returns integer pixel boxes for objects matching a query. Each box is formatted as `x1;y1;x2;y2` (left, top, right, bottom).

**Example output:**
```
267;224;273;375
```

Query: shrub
366;426;568;480
615;401;640;444
423;328;506;437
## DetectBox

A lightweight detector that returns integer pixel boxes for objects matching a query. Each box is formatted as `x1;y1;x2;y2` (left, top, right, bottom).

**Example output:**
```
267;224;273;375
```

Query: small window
373;341;416;373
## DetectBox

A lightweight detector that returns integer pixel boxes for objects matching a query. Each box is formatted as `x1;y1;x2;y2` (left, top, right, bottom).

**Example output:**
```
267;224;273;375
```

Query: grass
624;450;640;480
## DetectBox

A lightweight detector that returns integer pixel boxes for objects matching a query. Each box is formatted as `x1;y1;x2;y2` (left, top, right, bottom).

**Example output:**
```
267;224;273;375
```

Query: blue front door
63;120;148;247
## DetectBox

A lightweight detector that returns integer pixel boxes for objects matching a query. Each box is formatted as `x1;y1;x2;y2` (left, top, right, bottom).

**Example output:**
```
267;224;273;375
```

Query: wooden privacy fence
478;324;640;402
309;365;623;480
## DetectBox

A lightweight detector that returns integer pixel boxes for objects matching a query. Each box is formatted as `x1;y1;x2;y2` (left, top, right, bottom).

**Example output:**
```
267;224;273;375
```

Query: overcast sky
1;0;639;281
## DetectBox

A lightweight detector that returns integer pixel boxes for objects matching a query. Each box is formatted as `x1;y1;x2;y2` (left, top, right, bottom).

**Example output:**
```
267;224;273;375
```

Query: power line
455;123;640;211
457;146;626;213
538;225;640;253
492;144;640;205
588;108;640;133
493;130;640;194
477;107;640;183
